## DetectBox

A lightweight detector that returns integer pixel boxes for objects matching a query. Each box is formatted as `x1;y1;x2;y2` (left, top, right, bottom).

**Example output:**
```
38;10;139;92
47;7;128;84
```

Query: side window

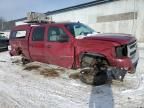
16;31;26;38
48;26;67;42
32;27;45;41
10;30;26;39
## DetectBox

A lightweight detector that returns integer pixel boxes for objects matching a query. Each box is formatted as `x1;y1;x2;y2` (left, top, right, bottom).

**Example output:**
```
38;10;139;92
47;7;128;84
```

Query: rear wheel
22;57;30;65
80;55;108;85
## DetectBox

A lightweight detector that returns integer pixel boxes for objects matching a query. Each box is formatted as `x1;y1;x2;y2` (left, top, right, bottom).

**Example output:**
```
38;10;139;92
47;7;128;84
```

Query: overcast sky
0;0;94;21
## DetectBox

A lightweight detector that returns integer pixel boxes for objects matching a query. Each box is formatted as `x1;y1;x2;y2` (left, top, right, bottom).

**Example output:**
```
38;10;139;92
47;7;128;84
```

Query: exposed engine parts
106;67;127;82
80;54;127;85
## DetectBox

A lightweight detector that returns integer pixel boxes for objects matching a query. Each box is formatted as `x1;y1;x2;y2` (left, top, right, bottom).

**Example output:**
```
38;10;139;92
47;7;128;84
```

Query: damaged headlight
115;45;127;57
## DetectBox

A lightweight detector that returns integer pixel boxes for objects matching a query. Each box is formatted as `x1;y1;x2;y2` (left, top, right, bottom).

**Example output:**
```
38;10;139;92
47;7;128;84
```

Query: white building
15;0;144;42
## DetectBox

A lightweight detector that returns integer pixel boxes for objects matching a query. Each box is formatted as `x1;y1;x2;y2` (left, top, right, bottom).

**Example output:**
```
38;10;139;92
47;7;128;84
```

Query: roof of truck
14;22;78;27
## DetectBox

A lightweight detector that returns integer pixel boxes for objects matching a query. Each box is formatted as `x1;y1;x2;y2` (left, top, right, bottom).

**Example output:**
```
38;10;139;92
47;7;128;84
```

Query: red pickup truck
9;22;139;85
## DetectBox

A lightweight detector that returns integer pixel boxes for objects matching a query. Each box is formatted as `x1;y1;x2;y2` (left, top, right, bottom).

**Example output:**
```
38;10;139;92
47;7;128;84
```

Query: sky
0;0;94;21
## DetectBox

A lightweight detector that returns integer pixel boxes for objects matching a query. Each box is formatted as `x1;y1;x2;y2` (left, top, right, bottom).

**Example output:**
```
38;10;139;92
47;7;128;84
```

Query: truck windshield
65;23;97;38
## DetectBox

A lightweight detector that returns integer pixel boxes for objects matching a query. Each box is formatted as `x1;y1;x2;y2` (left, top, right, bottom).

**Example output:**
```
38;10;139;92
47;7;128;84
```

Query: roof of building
45;0;114;15
12;0;114;22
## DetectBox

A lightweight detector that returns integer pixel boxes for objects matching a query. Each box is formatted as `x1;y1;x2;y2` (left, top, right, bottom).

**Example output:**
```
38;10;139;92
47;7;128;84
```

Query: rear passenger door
29;26;46;62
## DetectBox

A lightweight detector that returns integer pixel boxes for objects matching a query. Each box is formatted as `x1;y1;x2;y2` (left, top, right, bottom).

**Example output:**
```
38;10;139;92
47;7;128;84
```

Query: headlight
115;45;127;57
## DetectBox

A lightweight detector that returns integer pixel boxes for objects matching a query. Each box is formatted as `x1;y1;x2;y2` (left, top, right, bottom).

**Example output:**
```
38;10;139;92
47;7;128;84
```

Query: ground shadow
89;84;114;108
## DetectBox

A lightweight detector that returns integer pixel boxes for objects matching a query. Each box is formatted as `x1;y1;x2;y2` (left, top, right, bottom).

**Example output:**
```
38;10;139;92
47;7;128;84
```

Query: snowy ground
0;48;143;108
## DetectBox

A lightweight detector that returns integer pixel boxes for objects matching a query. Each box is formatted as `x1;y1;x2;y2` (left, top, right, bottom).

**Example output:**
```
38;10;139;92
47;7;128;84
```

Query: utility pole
1;20;3;30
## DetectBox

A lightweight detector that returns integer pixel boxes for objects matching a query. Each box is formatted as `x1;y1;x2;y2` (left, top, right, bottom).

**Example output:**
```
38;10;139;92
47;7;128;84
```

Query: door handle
47;45;51;48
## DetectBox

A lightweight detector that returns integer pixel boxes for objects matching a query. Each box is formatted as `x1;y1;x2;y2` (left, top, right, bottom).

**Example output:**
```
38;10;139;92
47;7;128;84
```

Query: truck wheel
79;68;107;86
22;58;30;65
80;54;108;85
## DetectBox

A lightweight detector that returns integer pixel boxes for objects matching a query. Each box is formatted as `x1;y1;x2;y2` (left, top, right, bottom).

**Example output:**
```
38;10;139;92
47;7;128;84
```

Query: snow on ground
0;48;143;108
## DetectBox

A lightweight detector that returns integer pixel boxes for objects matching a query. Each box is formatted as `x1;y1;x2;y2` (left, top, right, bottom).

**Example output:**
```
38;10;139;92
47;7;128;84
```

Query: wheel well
15;47;22;55
80;53;109;68
79;53;109;85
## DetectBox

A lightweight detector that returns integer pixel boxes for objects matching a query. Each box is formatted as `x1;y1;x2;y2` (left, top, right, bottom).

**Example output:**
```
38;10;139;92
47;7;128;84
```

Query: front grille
127;40;137;58
130;42;137;49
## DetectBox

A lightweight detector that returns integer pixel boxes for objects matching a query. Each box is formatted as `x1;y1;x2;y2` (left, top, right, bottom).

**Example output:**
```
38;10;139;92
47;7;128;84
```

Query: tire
80;54;108;86
79;68;107;86
22;58;30;65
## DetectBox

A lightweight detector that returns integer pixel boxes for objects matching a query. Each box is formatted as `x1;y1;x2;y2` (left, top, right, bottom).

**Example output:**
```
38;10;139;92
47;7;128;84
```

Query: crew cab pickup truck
9;22;139;85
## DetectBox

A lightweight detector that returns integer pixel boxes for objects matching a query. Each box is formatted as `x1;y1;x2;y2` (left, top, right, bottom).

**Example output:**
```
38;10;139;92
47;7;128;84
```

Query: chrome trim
127;40;139;64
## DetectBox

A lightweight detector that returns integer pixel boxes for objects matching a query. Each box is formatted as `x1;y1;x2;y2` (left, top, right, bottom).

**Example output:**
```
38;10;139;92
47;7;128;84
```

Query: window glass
65;23;96;37
32;27;45;41
16;31;26;38
74;24;92;36
48;26;67;41
10;30;26;39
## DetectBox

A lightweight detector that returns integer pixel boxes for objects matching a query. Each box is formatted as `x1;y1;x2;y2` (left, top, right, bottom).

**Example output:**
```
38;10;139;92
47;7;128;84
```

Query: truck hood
76;33;136;45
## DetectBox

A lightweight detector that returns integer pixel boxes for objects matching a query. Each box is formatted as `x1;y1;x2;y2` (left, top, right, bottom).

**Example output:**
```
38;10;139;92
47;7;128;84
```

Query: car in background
0;33;9;51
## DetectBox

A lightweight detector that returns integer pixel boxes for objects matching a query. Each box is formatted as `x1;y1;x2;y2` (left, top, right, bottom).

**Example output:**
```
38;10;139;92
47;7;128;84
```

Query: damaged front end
79;54;130;85
79;66;127;85
114;40;139;73
106;67;127;82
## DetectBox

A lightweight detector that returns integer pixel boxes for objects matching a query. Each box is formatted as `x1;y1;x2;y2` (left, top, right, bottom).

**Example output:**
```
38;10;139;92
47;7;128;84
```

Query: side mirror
58;35;69;42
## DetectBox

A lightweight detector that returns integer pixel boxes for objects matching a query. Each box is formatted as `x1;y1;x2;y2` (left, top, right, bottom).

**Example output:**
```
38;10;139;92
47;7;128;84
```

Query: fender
80;52;106;61
79;52;110;68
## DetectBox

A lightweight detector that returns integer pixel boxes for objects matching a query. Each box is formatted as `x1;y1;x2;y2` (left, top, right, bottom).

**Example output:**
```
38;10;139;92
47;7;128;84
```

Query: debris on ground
23;62;65;77
23;65;41;71
40;68;60;77
0;51;144;108
69;72;80;79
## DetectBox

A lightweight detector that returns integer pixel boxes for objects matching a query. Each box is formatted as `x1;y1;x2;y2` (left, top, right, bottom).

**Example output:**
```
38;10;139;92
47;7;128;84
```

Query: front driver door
45;25;74;68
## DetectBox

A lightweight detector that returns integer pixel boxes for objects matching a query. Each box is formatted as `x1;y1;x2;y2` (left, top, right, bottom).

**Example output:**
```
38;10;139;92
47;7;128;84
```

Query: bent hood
76;33;136;45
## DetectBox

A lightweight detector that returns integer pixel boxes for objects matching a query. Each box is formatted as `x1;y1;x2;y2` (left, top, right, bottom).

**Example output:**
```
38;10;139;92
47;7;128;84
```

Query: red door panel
29;26;46;62
45;25;74;68
10;25;31;59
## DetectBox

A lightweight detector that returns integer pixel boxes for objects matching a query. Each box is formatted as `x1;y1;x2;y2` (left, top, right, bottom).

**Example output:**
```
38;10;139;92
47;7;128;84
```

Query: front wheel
79;68;107;85
80;55;108;85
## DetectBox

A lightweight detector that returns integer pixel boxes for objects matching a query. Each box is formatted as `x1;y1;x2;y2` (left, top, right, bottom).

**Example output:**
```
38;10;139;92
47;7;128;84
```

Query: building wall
49;0;144;42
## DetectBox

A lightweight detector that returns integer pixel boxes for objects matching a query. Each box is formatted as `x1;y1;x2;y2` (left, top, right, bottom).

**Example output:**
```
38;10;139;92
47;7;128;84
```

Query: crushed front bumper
110;56;139;74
